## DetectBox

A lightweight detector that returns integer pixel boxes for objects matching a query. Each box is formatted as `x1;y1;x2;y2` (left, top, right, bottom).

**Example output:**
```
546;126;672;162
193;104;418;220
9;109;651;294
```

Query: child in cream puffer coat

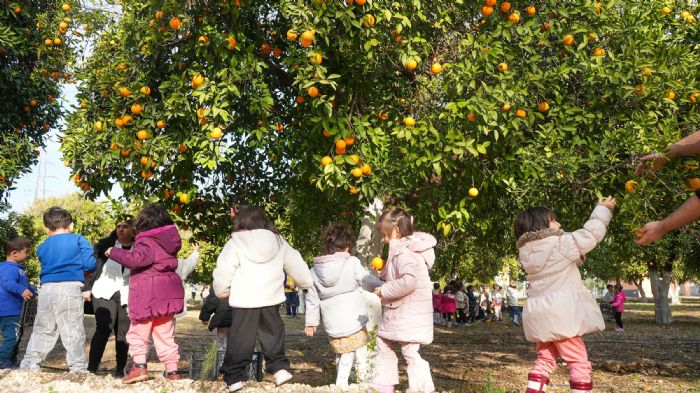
515;197;616;393
304;223;383;391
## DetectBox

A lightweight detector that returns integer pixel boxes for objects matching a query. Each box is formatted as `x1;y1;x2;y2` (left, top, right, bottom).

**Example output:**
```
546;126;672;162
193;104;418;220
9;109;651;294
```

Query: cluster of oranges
480;1;529;24
320;134;372;190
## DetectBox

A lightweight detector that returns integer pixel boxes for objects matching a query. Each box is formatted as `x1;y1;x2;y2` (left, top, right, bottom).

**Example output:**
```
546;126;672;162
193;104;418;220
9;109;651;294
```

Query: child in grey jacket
305;223;383;391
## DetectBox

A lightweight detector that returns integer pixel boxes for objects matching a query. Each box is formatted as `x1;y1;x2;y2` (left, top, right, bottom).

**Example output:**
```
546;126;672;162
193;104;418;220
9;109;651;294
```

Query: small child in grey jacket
304;223;383;391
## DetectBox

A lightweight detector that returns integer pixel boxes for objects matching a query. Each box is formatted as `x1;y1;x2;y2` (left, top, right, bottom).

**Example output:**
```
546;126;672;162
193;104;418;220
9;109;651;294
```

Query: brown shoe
122;363;149;384
166;371;181;381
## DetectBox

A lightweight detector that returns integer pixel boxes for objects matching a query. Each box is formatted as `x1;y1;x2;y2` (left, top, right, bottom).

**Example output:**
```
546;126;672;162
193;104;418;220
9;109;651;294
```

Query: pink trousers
531;336;591;383
126;316;179;372
372;337;435;393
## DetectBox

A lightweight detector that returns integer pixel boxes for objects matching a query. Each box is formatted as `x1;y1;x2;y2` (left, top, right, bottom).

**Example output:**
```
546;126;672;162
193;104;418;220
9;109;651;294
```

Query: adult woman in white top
84;217;134;376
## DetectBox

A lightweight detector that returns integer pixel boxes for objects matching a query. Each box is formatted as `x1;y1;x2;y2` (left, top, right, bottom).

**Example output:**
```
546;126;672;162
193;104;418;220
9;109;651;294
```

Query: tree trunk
632;278;647;302
352;198;384;382
648;268;673;324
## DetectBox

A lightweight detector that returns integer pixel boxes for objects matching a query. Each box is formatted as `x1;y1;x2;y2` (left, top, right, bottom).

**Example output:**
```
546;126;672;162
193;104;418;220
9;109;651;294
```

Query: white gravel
0;370;381;393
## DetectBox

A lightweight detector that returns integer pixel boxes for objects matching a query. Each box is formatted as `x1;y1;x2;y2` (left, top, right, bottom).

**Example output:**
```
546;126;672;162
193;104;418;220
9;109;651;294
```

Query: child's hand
82;291;92;301
373;287;383;298
21;289;34;300
598;196;617;210
105;247;113;257
304;326;316;337
192;244;200;252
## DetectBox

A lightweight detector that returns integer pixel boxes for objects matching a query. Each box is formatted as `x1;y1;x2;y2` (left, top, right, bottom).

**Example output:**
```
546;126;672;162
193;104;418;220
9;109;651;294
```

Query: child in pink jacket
432;283;443;324
515;197;616;393
610;284;626;332
370;208;436;393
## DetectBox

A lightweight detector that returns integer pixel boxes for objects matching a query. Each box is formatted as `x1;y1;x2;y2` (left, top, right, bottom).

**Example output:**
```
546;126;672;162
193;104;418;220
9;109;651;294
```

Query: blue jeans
284;292;298;316
508;306;522;321
0;315;21;365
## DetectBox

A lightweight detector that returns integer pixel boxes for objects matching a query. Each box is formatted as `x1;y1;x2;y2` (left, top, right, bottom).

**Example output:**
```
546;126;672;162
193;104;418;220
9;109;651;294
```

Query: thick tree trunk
632;278;647;302
649;268;673;324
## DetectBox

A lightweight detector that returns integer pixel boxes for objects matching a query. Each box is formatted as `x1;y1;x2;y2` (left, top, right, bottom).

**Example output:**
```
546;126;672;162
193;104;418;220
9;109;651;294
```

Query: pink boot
525;373;549;393
570;380;593;393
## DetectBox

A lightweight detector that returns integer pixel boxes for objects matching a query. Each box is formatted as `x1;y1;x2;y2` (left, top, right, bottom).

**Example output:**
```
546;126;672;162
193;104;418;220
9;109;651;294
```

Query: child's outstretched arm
304;281;320;336
212;239;240;299
353;258;384;292
558;197;615;264
282;244;313;289
78;235;97;273
108;241;155;270
378;254;420;300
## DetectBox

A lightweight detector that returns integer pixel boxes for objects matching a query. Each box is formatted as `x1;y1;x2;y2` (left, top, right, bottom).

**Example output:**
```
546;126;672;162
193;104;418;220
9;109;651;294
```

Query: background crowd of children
432;281;522;327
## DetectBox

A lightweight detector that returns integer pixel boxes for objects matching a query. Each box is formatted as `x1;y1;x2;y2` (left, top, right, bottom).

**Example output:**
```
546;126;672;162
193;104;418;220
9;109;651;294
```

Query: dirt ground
1;299;699;393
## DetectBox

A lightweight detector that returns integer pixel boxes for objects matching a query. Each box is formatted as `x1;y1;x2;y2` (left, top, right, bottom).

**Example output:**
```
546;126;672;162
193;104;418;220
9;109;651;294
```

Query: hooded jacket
305;252;384;338
516;205;611;343
109;225;184;322
610;291;626;312
199;286;233;331
377;232;437;344
213;229;313;308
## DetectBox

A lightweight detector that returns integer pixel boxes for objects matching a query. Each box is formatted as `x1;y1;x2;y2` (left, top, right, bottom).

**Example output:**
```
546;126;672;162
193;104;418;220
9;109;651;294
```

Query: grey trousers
20;282;88;372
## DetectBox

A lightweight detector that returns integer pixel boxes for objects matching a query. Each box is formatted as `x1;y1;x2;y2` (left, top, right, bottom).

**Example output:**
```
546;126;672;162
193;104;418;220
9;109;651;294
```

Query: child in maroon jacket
107;203;184;383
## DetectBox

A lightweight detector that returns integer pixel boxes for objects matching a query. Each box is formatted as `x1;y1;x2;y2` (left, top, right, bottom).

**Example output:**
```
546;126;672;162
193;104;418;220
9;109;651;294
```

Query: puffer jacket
377;232;436;344
305;252;384;338
109;225;184;322
199;286;233;331
610;291;626;312
516;205;612;343
213;229;312;308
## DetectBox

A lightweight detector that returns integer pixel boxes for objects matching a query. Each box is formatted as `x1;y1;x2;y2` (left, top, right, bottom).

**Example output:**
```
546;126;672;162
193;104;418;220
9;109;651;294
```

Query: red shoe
166;371;181;381
122;363;149;384
525;373;549;393
570;380;593;393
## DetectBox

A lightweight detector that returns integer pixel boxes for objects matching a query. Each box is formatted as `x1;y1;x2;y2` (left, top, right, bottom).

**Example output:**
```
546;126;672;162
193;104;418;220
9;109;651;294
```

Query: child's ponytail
377;208;415;238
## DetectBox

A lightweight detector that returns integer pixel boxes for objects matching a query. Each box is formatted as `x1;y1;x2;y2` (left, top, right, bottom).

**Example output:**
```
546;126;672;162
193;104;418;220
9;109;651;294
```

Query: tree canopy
56;0;700;282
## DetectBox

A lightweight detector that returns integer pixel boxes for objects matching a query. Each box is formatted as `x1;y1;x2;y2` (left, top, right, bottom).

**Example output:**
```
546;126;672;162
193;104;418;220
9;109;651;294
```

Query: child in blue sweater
0;237;36;369
20;207;97;372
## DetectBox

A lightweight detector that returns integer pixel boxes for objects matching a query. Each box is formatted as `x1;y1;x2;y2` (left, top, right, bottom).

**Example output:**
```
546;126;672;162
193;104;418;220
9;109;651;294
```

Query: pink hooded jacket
610;291;626;312
377;232;437;344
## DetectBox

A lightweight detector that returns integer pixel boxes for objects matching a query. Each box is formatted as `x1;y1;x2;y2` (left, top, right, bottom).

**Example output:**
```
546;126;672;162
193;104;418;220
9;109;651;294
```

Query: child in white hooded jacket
304;223;384;390
213;206;312;392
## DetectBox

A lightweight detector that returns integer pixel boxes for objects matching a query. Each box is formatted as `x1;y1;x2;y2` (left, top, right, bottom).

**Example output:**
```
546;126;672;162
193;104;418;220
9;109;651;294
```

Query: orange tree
62;0;700;282
0;1;98;202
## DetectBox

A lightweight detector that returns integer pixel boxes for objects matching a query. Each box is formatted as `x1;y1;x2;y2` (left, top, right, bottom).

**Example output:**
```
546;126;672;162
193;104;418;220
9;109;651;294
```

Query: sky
7;83;122;214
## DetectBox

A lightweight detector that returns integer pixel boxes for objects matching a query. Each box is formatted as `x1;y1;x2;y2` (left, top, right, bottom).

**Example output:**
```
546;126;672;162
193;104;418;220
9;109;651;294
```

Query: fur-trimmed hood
516;228;564;248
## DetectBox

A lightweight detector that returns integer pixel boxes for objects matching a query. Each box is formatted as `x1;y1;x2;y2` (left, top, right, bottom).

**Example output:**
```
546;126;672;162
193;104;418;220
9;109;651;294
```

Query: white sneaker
228;382;244;392
274;369;293;386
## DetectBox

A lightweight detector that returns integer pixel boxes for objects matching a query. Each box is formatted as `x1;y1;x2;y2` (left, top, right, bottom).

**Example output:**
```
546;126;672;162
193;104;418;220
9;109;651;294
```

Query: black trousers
614;311;623;328
220;305;290;385
456;308;468;324
88;292;130;373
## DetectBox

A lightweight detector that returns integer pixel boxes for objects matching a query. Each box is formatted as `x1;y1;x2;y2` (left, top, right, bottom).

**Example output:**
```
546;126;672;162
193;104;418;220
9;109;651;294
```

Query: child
441;284;456;328
492;284;504;322
455;282;468;327
506;282;521;326
432;283;443;324
370;208;437;393
213;206;312;392
610;284;626;332
106;203;184;383
466;285;477;323
600;284;615;321
199;286;233;351
175;244;201;319
480;285;492;322
0;237;37;369
20;207;97;372
515;197;615;393
304;223;383;390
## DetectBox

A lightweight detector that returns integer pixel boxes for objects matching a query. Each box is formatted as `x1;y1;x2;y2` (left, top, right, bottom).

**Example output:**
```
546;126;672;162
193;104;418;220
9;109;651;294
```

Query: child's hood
137;225;181;256
311;252;352;287
397;232;437;269
231;229;285;264
516;228;565;274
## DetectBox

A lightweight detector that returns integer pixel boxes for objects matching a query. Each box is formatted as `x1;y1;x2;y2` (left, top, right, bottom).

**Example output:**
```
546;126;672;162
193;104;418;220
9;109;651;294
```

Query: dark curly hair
321;223;354;255
43;207;73;231
133;203;174;234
